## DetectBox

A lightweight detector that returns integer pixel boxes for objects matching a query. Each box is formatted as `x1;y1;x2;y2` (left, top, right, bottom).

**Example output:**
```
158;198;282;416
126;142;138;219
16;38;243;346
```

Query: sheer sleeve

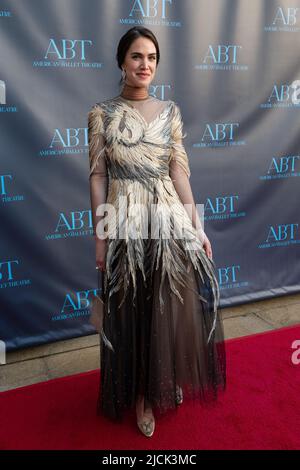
88;104;108;238
169;102;205;243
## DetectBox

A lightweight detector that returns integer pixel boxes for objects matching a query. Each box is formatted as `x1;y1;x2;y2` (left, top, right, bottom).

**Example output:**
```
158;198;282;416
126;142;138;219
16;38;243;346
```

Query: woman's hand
202;233;213;260
95;236;107;271
196;229;213;260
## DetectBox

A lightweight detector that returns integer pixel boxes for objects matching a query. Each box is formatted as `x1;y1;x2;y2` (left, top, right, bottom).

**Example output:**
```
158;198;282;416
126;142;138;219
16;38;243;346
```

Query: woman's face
122;37;157;87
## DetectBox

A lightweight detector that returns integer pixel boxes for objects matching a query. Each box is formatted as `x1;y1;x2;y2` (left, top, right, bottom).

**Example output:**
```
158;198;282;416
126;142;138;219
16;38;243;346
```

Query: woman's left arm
169;102;212;259
169;159;212;259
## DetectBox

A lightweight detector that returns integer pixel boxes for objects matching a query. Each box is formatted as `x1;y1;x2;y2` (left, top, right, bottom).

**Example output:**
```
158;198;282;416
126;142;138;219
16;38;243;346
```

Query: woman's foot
136;395;155;437
175;385;183;405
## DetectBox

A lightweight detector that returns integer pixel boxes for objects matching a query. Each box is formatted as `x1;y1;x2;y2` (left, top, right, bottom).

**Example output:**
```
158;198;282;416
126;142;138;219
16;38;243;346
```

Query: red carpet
1;324;300;450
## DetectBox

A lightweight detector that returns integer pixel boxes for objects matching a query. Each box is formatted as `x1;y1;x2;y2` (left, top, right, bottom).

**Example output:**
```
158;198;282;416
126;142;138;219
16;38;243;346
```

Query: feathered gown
88;95;226;421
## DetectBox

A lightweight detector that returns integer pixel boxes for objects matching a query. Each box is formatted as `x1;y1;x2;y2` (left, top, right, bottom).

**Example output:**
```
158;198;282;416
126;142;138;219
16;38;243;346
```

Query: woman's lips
137;73;150;78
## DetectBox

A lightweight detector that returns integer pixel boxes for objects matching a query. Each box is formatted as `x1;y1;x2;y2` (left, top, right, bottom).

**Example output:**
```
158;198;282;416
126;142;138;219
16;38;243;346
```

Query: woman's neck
120;82;150;100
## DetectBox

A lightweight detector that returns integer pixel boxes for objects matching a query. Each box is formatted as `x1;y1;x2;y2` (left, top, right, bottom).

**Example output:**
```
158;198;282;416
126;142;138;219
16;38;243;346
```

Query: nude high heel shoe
175;385;183;405
136;396;155;437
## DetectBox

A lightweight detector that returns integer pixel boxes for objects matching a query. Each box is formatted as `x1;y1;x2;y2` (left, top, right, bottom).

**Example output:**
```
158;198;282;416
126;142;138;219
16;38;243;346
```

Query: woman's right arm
88;104;108;270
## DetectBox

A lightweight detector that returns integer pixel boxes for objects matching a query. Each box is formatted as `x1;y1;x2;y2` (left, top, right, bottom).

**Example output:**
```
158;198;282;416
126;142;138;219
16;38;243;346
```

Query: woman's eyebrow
131;52;157;56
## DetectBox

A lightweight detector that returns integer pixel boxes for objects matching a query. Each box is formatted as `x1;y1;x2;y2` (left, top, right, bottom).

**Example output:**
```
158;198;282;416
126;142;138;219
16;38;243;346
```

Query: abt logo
129;0;172;19
268;156;300;174
203;45;242;64
0;340;6;365
45;39;92;60
268;82;300;104
291;340;300;365
272;7;299;26
50;128;87;148
266;224;298;243
202;123;239;142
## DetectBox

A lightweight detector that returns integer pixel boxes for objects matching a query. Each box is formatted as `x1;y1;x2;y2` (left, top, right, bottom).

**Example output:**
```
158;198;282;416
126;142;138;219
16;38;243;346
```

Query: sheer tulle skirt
96;240;226;422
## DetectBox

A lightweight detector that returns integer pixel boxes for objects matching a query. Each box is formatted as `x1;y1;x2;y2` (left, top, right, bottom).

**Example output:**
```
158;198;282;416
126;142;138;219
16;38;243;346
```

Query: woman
88;26;226;438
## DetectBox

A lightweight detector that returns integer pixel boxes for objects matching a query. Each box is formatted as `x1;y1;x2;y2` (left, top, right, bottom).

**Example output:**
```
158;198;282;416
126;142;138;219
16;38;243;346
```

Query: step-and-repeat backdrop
0;0;299;352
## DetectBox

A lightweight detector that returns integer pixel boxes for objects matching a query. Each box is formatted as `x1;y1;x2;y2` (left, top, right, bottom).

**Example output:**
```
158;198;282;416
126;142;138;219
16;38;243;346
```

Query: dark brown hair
116;26;160;86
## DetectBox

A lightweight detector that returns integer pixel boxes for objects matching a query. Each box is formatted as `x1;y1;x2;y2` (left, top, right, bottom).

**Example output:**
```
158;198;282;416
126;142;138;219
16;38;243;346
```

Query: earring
121;68;126;82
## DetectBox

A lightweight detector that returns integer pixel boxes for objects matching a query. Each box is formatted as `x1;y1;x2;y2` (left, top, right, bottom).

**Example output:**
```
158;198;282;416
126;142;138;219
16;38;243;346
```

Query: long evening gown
88;94;226;421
